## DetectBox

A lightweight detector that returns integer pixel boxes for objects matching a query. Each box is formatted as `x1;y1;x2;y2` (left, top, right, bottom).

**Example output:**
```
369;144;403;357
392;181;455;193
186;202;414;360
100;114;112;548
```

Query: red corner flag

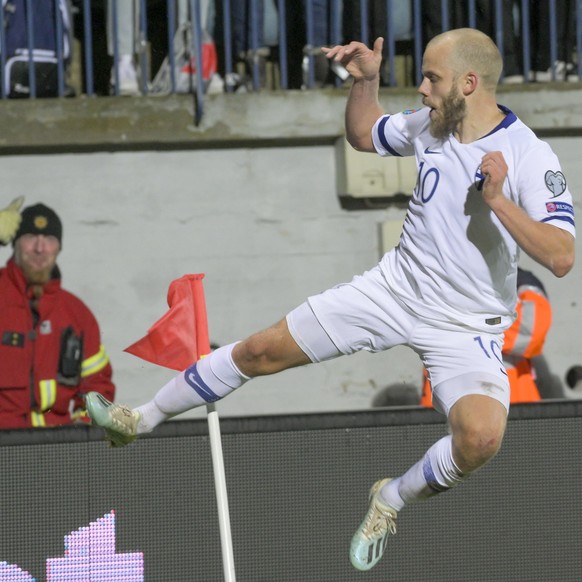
124;274;211;371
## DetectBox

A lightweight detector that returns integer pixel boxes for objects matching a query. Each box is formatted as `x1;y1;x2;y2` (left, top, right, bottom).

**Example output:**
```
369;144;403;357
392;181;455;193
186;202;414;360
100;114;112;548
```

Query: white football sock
135;342;250;433
380;435;465;511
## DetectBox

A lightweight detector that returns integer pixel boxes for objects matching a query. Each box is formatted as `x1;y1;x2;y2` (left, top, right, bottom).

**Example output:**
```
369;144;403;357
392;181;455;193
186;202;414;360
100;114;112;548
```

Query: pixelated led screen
0;511;143;581
1;408;582;582
0;432;220;581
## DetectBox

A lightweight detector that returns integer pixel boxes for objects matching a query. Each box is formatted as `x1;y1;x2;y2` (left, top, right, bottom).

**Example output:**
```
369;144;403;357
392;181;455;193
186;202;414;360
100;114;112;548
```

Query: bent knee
453;426;504;473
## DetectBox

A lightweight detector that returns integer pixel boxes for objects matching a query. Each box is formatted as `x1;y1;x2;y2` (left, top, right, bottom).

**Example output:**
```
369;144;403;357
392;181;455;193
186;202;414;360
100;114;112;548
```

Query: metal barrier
1;1;581;118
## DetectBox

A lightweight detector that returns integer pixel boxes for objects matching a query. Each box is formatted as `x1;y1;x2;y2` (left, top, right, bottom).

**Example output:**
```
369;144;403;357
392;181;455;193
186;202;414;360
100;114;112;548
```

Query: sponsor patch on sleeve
546;201;574;214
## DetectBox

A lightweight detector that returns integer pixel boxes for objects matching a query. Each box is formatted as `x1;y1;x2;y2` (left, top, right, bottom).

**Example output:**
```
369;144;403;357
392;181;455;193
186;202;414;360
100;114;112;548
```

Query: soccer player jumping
87;28;575;571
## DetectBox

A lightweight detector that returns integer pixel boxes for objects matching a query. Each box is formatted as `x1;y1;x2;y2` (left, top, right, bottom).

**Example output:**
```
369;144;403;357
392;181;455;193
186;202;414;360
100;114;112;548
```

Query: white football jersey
372;106;576;332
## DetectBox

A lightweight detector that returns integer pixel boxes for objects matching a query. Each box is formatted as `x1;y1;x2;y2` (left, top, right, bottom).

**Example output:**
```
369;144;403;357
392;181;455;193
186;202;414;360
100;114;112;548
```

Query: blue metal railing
110;0;119;95
24;0;36;97
521;0;531;80
0;5;4;99
0;0;581;119
190;0;204;124
82;0;94;96
412;0;423;85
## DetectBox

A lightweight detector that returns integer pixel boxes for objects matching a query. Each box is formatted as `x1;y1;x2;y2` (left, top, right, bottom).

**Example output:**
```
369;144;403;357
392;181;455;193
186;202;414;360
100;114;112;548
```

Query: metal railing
1;0;581;119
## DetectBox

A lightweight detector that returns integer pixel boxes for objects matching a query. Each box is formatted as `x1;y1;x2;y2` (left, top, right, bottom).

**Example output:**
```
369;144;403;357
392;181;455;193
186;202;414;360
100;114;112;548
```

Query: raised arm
322;38;386;152
481;151;575;277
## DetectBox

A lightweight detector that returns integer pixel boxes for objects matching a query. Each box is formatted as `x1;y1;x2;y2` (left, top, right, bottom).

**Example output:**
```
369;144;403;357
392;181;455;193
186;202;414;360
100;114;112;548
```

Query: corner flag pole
207;402;236;581
194;276;237;582
124;274;236;581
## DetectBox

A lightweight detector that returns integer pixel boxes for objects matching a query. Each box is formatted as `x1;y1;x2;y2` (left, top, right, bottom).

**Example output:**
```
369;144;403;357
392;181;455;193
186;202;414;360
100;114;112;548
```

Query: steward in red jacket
0;203;115;428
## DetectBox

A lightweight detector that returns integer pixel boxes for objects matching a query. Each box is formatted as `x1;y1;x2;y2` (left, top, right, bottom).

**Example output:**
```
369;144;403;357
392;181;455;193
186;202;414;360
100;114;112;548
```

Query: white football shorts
286;265;510;416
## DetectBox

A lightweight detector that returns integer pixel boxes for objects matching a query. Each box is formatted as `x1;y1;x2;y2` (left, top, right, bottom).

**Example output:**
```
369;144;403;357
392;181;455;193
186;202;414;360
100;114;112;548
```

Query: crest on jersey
402;108;419;115
544;170;567;197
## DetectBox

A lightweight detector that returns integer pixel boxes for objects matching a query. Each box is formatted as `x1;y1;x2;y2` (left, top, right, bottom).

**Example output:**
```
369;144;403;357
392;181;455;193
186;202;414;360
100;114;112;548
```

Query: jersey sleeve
372;108;430;157
515;140;576;237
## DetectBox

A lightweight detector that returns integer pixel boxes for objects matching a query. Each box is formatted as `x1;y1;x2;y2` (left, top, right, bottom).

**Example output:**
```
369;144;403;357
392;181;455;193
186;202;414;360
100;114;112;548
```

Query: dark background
1;403;581;581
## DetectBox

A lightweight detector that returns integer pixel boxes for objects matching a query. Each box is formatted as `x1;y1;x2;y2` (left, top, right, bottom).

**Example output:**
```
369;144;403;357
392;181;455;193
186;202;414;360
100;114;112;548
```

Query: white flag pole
206;402;236;581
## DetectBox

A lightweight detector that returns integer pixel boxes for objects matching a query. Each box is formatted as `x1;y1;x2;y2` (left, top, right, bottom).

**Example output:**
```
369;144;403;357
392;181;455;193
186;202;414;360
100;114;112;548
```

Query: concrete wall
1;88;581;418
3;84;582;153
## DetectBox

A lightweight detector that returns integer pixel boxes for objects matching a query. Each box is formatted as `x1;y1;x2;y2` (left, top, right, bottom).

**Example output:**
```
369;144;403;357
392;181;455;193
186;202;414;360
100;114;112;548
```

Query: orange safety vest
421;277;552;407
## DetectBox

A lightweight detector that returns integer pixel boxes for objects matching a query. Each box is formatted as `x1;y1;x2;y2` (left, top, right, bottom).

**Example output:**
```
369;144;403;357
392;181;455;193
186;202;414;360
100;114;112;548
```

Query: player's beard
429;85;466;140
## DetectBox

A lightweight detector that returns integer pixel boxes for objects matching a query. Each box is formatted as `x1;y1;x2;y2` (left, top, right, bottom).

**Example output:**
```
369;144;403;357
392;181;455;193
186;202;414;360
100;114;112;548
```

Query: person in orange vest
421;267;552;407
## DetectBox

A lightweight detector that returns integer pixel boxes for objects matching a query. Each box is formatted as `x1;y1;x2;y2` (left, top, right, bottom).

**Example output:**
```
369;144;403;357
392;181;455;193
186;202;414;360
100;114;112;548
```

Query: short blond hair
427;28;503;90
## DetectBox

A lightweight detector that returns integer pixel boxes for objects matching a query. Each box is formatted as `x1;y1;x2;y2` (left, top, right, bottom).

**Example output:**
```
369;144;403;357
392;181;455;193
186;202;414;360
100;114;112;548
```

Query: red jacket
0;258;115;428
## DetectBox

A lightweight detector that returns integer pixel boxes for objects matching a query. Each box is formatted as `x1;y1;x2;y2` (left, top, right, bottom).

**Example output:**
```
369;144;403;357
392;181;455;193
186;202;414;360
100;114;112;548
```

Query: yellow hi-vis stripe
31;411;46;427
81;344;110;378
39;379;57;411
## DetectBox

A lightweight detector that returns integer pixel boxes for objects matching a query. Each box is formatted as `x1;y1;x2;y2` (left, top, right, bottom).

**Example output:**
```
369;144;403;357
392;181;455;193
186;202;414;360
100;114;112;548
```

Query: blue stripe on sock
184;363;220;403
422;456;449;493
